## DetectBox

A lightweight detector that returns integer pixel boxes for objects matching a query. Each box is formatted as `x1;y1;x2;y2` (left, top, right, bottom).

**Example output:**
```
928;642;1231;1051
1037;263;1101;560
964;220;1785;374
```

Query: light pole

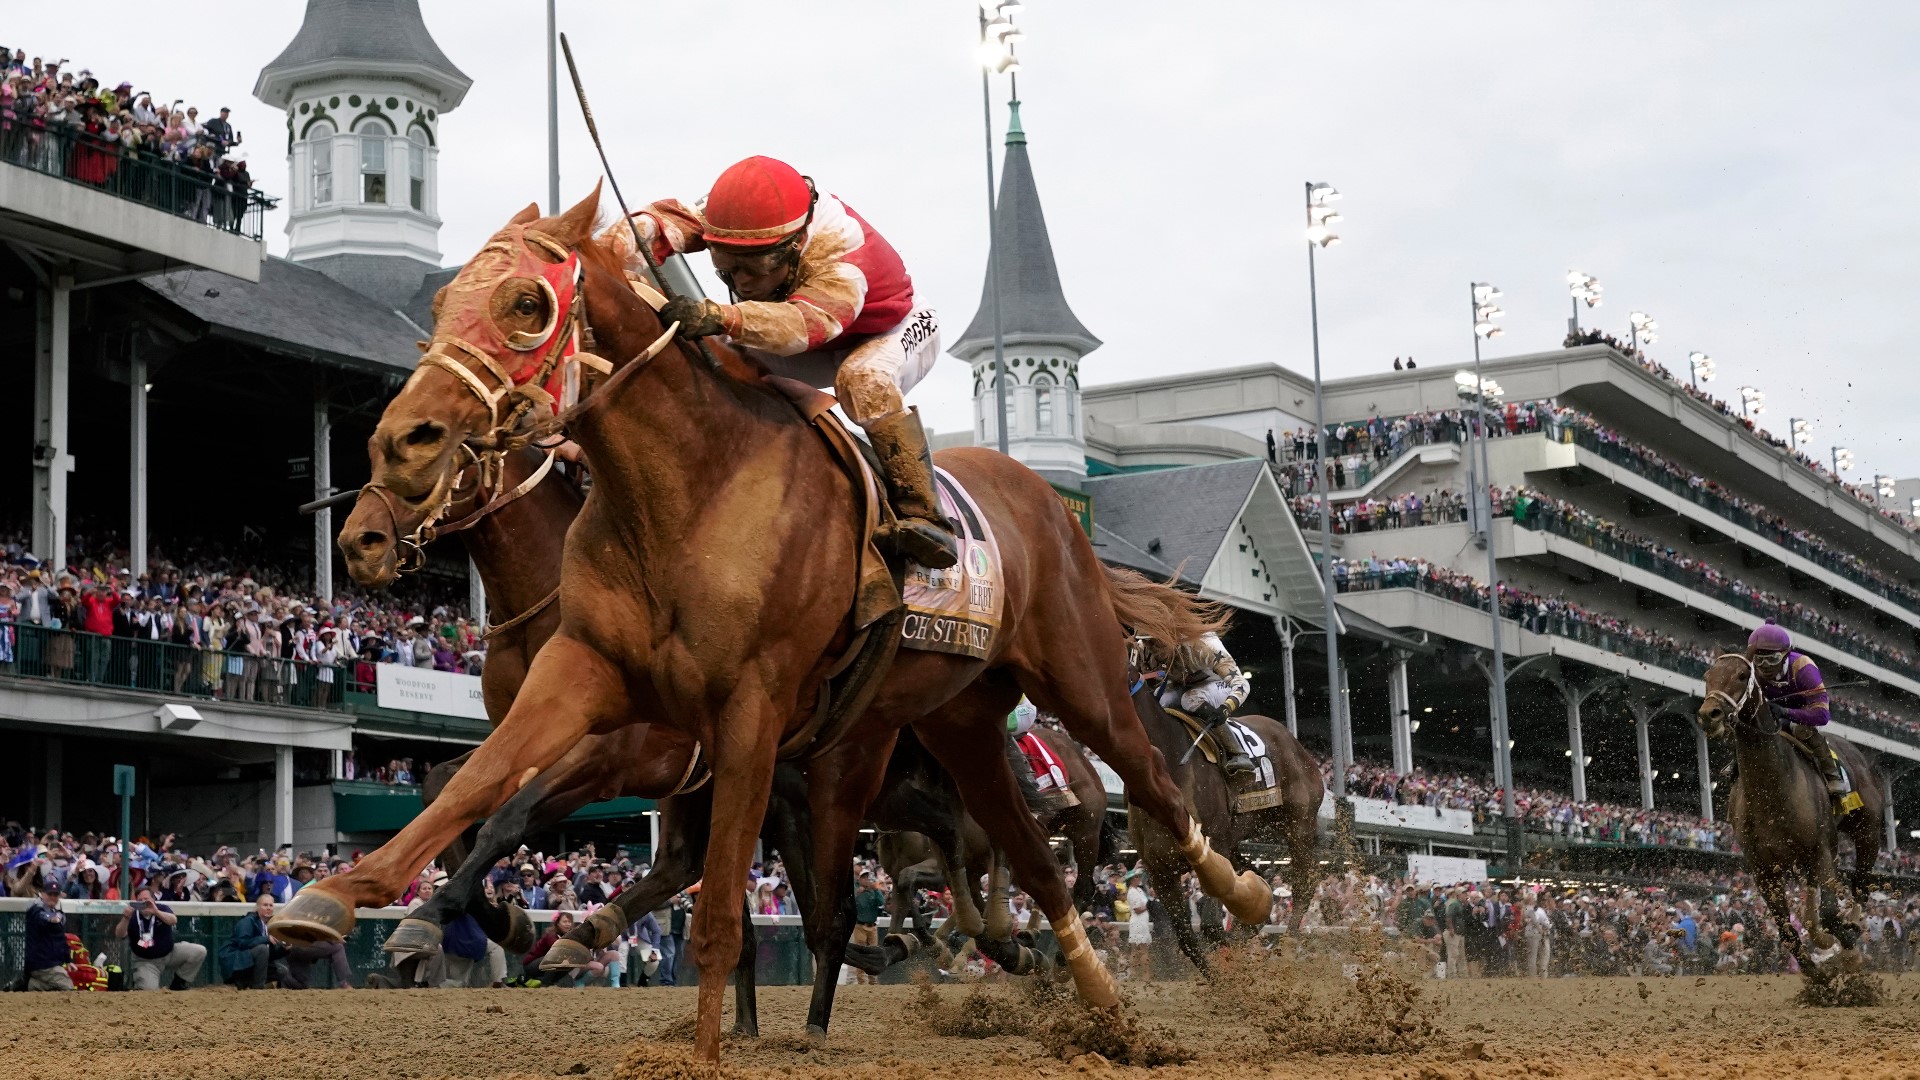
546;0;559;214
1833;446;1855;476
1566;270;1600;335
1738;386;1765;419
1628;311;1657;354
977;1;1023;455
1789;418;1811;454
1468;281;1519;865
1305;180;1345;796
1877;475;1898;506
1688;351;1715;389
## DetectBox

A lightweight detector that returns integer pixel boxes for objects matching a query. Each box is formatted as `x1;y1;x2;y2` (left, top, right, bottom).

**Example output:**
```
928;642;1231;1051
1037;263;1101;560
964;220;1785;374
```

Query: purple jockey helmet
1747;619;1792;652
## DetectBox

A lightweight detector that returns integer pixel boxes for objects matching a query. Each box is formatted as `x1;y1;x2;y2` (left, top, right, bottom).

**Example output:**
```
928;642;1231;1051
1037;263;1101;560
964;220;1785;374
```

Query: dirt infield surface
21;971;1920;1080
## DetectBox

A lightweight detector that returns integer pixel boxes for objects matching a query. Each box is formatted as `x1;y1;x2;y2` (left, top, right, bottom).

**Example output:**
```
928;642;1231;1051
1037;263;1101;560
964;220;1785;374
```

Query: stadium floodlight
1738;386;1765;417
1306;183;1341;248
1472;283;1504;339
1911;497;1920;518
1688;351;1715;386
1629;310;1658;349
1833;447;1855;473
1568;270;1602;308
1877;475;1898;501
1789;417;1811;447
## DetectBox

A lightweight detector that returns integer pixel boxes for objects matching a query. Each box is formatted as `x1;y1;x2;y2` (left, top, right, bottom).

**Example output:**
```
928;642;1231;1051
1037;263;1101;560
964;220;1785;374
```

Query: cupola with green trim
254;0;471;304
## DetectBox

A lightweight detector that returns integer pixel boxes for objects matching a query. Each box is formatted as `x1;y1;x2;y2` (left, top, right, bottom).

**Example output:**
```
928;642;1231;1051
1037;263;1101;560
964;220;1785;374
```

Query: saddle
1761;731;1865;817
1164;708;1280;812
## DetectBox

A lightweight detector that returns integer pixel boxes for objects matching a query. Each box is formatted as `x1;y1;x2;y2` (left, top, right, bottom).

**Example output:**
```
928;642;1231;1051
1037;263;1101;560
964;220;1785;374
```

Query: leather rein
367;228;681;640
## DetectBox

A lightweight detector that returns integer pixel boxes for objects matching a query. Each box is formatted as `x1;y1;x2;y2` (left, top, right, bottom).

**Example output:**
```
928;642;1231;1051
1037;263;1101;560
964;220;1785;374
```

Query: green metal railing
0;117;275;240
0;620;349;712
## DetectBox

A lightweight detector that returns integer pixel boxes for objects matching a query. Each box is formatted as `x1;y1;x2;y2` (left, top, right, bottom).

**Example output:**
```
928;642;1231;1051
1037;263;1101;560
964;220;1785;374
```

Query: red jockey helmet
701;156;815;249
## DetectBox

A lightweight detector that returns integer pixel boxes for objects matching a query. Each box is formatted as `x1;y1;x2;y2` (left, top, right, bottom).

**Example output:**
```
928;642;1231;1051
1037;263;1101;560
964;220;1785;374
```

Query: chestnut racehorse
1698;650;1884;968
274;190;1270;1060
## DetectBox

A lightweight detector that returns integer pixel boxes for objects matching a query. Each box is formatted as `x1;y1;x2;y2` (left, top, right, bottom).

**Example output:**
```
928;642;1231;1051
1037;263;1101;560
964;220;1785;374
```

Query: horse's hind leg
1281;805;1322;935
1016;644;1268;926
793;739;895;1042
917;687;1117;1008
273;634;632;945
551;791;711;965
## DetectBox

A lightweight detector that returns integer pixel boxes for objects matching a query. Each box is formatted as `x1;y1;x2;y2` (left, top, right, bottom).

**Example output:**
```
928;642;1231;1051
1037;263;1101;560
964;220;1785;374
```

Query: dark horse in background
1698;650;1884;969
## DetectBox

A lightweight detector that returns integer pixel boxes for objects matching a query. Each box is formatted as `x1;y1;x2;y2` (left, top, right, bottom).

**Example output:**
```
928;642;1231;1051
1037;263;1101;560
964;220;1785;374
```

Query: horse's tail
1102;564;1232;644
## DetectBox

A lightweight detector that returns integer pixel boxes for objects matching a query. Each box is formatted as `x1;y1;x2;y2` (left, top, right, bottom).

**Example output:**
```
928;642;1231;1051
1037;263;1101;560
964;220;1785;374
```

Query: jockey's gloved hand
1766;701;1792;729
659;296;730;338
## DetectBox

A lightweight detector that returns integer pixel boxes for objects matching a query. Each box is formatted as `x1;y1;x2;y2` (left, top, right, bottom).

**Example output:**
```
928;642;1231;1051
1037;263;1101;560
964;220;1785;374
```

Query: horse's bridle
1705;651;1765;736
366;228;682;623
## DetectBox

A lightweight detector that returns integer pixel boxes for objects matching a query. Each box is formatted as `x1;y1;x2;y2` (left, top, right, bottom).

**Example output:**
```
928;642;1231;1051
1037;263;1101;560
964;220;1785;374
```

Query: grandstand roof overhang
1084;458;1334;626
141;256;424;377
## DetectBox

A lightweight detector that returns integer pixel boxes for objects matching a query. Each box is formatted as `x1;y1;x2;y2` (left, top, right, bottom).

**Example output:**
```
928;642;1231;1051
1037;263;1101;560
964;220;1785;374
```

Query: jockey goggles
1753;650;1787;669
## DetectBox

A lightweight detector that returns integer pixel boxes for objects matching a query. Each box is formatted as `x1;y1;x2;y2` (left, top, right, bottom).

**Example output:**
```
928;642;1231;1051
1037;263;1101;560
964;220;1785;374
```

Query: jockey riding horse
603;155;957;569
1137;629;1256;780
1748;619;1851;804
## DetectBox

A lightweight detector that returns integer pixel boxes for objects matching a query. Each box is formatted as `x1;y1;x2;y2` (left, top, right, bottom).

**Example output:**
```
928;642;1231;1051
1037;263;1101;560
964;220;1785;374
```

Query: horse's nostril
404;421;441;447
356;531;388;551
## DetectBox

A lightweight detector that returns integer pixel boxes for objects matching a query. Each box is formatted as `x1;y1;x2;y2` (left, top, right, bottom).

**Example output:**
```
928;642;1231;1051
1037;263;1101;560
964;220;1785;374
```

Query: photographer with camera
114;882;206;990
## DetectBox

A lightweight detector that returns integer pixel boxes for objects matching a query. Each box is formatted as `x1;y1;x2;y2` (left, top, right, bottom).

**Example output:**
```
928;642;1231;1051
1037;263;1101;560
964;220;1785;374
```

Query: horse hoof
540;938;595;971
1224;869;1272;926
805;1024;828;1048
500;905;537;954
381;918;444;956
732;1021;761;1040
843;943;890;976
271;889;355;945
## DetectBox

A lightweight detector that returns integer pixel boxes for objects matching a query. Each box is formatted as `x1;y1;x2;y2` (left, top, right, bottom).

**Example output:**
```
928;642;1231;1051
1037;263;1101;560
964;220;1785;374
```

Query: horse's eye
516;295;540;316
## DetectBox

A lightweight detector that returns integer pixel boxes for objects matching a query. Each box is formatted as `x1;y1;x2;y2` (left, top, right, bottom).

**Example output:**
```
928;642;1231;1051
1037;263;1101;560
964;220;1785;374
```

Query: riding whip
298;488;361;515
558;32;721;373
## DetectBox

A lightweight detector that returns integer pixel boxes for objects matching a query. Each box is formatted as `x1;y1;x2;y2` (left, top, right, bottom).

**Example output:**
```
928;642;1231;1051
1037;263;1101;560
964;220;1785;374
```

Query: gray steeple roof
255;0;471;108
952;101;1100;360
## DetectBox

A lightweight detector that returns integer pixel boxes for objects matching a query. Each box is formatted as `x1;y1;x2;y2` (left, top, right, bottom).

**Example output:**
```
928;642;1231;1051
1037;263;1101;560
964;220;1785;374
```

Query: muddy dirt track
18;970;1920;1080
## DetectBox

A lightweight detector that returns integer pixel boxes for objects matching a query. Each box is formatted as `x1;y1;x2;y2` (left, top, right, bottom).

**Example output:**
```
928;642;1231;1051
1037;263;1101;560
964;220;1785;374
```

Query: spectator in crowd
24;877;72;990
219;892;290;989
113;883;206;990
851;870;885;985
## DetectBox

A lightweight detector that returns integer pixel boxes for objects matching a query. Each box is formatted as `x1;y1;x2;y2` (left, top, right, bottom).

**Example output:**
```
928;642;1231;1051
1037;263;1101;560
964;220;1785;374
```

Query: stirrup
1222;753;1256;779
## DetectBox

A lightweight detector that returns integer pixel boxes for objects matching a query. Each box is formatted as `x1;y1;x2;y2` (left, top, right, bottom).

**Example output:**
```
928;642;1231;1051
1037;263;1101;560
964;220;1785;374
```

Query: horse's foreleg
919;700;1116;1007
1282;806;1322;935
272;634;627;946
550;792;712;970
1756;872;1804;966
1020;656;1268;927
691;679;782;1063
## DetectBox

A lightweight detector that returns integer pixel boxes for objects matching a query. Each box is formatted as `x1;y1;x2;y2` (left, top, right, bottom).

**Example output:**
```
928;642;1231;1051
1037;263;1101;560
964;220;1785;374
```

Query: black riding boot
1797;724;1849;799
1198;704;1255;779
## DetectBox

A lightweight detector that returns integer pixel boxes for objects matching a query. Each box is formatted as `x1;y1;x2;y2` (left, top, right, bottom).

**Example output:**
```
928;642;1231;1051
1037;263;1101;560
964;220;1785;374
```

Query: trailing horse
272;190;1270;1061
1698;650;1885;969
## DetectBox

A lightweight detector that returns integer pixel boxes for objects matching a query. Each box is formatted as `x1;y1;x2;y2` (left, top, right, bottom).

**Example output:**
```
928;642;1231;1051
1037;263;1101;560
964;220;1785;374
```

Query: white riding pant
1163;681;1236;714
754;308;940;428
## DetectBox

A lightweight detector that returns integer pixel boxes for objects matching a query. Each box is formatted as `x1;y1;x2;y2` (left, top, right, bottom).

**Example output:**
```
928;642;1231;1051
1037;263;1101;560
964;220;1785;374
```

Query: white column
31;278;73;566
649;811;661;866
469;555;487;627
43;735;62;829
1275;617;1298;735
1389;650;1413;775
330;749;345;782
274;745;295;849
1566;694;1588;803
129;347;148;575
1633;703;1655;810
1695;724;1714;823
313;398;333;603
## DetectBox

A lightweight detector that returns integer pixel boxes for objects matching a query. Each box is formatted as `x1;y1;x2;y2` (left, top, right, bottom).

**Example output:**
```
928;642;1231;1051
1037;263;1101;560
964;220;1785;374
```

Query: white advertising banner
375;663;488;720
1405;854;1489;886
1319;792;1476;836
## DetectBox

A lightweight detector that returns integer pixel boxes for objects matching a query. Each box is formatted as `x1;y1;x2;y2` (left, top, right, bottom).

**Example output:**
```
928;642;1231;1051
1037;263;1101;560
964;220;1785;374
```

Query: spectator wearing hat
24;878;73;990
114;883;206;990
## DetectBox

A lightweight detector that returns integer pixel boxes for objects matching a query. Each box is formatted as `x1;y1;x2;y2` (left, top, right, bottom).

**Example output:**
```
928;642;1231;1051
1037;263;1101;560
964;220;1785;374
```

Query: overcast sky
11;2;1917;478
